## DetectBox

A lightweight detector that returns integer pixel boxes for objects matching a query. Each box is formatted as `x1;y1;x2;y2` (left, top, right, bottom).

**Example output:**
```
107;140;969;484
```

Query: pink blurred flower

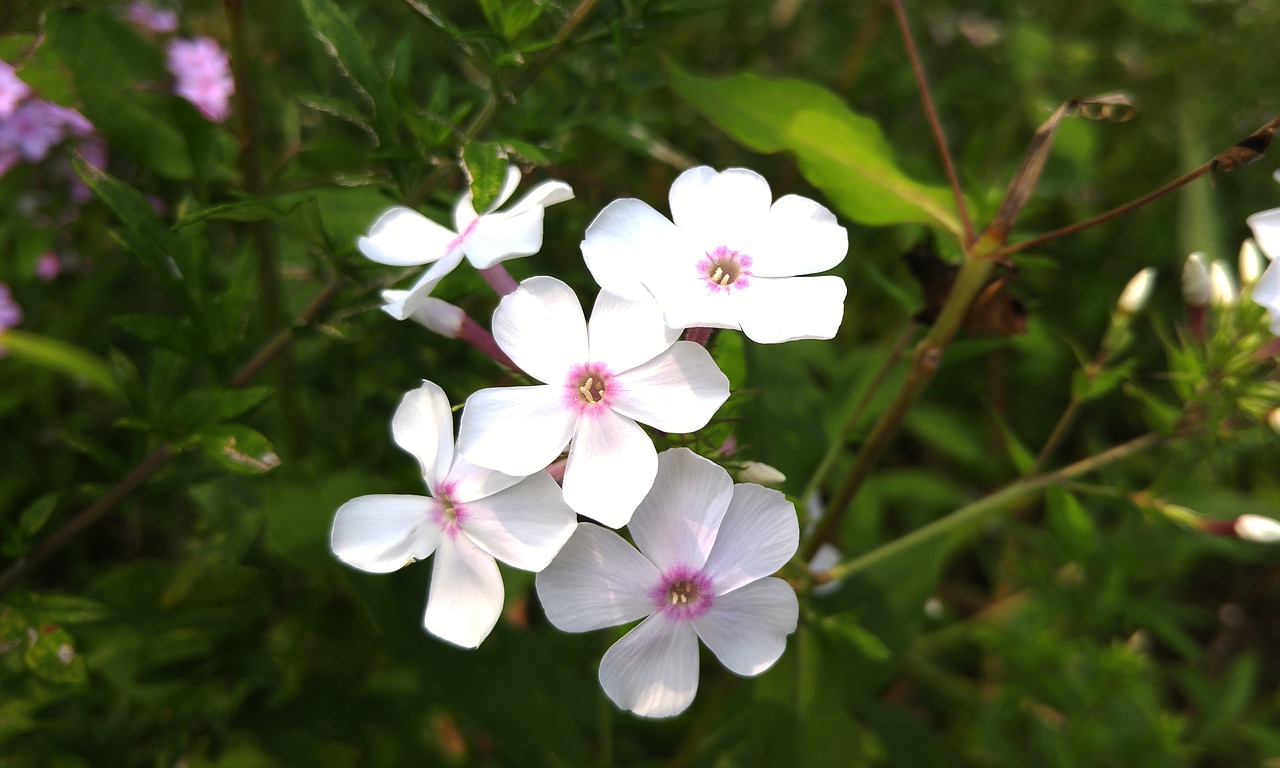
0;101;65;162
0;284;22;329
166;37;235;122
0;62;31;119
35;252;60;281
125;1;179;34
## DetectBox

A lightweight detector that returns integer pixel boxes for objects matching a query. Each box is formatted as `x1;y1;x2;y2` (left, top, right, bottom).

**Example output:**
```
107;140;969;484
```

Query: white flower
360;166;574;320
1181;252;1212;307
581;166;848;343
330;381;576;648
1248;207;1280;262
535;448;799;718
1116;267;1156;314
457;277;730;527
1234;514;1280;543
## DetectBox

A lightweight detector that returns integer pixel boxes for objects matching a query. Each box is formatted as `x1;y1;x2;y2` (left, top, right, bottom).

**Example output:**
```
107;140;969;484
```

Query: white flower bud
1209;260;1237;307
1268;408;1280;434
1234;514;1280;543
1239;239;1266;286
406;297;466;338
1181;252;1212;306
1117;267;1156;314
737;460;786;486
809;542;843;596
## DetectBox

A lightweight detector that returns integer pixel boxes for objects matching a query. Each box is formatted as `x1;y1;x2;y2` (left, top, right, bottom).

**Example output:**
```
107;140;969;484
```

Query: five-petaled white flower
535;448;800;718
330;380;576;649
360;165;573;320
456;276;730;528
581;166;849;343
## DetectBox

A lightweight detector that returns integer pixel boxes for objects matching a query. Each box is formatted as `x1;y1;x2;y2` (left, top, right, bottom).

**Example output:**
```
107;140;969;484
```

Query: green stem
819;431;1165;584
803;250;997;561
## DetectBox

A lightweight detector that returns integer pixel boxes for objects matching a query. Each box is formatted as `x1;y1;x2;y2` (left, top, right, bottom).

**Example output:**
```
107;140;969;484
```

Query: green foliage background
3;0;1280;765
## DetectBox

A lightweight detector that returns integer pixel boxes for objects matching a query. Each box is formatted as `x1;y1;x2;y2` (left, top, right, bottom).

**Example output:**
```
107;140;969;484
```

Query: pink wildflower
125;1;179;34
35;252;60;281
0;62;31;119
166;37;235;122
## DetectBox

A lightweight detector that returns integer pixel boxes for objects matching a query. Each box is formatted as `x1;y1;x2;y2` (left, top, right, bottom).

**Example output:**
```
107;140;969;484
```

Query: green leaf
814;613;892;661
112;314;205;357
1046;486;1097;558
989;408;1036;475
463;141;509;213
173;387;276;432
197;425;282;475
73;157;183;281
23;625;87;684
17;494;59;539
11;592;114;625
2;330;120;398
298;0;386;112
668;64;963;234
1071;361;1135;402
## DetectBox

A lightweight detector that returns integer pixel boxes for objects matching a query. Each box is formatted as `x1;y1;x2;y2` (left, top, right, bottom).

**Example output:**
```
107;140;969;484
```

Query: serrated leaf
463;141;508;213
668;64;963;234
1;330;120;398
198;425;282;474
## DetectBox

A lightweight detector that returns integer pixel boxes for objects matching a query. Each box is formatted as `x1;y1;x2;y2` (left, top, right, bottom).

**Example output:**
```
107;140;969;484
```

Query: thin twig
890;0;974;245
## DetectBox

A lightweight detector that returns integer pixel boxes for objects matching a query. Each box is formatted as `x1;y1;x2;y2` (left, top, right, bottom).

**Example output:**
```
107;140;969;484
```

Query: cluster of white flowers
333;163;849;717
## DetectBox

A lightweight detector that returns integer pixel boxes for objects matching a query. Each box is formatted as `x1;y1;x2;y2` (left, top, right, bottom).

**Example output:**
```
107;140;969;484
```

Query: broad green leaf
2;330;120;398
462;141;509;213
198;425;282;474
668;64;964;234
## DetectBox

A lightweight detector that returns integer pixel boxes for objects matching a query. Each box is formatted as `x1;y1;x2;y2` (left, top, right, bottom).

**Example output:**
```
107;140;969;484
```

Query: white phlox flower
330;380;576;649
1249;207;1280;334
359;165;574;320
457;276;730;527
535;448;800;718
581;166;849;343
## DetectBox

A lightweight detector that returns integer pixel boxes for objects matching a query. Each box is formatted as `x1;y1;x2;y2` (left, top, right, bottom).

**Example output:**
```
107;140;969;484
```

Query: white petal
1248;208;1280;262
391;381;454;492
647;267;750;332
505;179;575;214
745;194;849;277
629;447;732;573
444;453;525;503
407;297;465;337
610;342;730;433
378;249;466;320
582;198;688;302
330;494;441;573
457;385;577;476
358;207;458;266
586;290;679;374
492;276;588;383
562;409;657;527
460;471;577;571
701;484;799;595
462;206;546;269
737;275;847;343
599;614;700;718
424;533;504;648
535;522;659;631
692;577;797;676
669;167;772;250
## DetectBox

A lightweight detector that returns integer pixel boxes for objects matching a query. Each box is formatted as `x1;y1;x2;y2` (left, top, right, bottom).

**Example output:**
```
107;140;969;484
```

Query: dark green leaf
112;314;205;357
198;425;282;474
72;157;183;281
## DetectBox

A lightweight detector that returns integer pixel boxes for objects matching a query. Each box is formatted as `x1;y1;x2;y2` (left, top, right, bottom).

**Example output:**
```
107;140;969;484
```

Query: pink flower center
651;566;714;620
430;488;466;536
697;246;753;294
563;363;616;414
447;216;481;253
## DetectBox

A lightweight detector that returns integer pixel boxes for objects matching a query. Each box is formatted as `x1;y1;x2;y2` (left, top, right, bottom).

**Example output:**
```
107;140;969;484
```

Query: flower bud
1269;408;1280;434
1117;267;1156;314
737;460;786;486
1181;252;1212;306
1209;260;1237;307
1234;514;1280;543
1239;238;1266;286
406;296;465;337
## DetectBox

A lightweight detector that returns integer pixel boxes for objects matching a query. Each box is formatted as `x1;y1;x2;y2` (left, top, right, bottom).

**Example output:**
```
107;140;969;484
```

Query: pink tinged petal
330;494;441;573
492;276;589;383
745;194;849;277
670;167;773;249
737;275;847;344
1248;208;1280;262
379;249;468;320
460;471;576;571
701;484;799;594
457;385;577;475
586;290;680;373
535;522;660;631
599;614;700;718
582;198;688;302
462;206;547;269
562;409;657;527
391;381;455;491
424;533;504;648
629;448;732;573
358;207;459;266
610;342;730;433
692;577;798;676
